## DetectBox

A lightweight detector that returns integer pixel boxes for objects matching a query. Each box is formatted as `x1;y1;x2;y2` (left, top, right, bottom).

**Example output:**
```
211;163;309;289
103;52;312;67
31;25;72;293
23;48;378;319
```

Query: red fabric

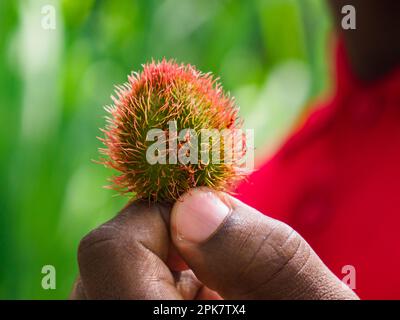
237;41;400;299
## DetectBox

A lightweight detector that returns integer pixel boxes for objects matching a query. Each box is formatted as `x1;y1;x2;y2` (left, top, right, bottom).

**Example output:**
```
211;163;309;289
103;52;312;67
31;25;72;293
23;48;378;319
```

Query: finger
174;270;222;300
69;276;86;300
195;287;223;300
77;202;182;299
167;244;189;272
170;188;359;300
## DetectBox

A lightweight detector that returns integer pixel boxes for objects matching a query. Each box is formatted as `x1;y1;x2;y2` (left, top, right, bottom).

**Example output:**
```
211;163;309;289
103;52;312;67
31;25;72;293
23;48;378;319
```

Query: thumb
170;188;358;300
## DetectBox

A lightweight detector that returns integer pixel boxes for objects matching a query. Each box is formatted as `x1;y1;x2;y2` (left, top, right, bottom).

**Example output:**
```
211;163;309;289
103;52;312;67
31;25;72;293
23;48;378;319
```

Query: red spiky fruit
99;59;249;203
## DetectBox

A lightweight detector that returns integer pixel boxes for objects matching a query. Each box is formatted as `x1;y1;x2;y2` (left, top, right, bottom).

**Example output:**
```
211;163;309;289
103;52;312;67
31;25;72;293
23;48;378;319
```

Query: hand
70;188;358;300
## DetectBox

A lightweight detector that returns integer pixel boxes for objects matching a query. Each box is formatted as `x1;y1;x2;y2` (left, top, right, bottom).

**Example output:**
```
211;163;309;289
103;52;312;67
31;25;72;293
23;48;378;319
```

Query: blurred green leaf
0;0;331;299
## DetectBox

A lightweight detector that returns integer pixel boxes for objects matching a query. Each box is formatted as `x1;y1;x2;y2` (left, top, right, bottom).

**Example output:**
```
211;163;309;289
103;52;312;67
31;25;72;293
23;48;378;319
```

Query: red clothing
237;41;400;299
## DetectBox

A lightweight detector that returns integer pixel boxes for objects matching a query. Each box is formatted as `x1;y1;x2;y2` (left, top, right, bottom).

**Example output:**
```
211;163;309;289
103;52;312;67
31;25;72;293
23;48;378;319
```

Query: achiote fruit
99;60;250;203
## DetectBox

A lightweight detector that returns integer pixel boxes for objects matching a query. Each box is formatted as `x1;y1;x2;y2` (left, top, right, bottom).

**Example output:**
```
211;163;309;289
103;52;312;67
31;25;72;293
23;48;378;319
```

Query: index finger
77;201;182;299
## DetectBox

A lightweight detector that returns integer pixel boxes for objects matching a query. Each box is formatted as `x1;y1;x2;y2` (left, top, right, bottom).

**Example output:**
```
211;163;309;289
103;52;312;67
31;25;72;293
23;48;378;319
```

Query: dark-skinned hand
70;188;358;300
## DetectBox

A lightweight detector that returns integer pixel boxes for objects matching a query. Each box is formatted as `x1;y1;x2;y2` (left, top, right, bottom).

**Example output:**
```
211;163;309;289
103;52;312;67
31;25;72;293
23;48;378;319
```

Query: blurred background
0;0;333;299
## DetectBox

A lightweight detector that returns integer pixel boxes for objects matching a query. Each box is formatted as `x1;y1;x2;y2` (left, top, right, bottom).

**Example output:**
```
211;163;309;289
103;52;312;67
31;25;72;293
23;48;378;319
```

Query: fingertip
171;188;231;244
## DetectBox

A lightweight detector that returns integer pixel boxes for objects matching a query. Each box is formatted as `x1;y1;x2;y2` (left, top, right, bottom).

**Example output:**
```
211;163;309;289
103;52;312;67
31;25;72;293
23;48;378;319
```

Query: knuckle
263;221;307;273
273;222;311;269
234;220;310;298
78;223;123;265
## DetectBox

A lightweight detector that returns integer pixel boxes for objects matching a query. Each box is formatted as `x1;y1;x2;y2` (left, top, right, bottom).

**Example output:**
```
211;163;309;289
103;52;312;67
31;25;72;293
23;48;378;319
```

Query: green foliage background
0;0;332;299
